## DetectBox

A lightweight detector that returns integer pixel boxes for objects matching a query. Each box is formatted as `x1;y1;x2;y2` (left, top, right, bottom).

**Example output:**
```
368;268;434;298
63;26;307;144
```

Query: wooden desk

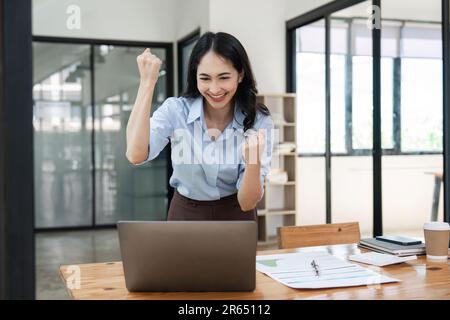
59;244;450;300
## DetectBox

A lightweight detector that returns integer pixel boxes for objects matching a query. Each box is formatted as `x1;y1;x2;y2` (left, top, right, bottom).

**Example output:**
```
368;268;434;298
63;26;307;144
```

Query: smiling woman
183;32;270;132
196;51;242;139
125;32;274;221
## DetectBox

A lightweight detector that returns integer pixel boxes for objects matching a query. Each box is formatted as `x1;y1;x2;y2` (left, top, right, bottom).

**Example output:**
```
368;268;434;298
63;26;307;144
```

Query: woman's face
196;50;243;111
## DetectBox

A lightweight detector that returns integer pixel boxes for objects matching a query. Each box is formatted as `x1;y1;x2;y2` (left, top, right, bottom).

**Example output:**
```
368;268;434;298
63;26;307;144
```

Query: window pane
295;20;327;225
94;46;169;225
33;42;93;228
330;54;346;153
296;20;326;154
401;58;443;152
330;19;348;154
352;55;373;150
382;0;443;238
297;157;326;225
381;57;394;149
331;1;373;237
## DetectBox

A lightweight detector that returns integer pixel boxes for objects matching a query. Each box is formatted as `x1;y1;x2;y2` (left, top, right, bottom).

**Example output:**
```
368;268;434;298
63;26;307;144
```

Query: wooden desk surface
59;244;450;300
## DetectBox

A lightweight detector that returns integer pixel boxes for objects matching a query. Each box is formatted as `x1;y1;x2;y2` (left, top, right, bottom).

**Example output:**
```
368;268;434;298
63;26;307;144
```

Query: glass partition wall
381;0;443;238
33;40;172;229
330;2;374;238
93;45;169;224
289;0;449;237
296;20;327;226
33;42;93;228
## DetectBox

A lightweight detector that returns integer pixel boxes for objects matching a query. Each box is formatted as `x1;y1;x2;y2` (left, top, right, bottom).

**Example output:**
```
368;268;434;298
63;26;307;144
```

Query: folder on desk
359;238;426;257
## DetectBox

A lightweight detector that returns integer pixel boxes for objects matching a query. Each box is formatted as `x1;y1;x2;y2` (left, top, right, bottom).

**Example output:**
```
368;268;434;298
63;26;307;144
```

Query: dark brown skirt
167;191;257;221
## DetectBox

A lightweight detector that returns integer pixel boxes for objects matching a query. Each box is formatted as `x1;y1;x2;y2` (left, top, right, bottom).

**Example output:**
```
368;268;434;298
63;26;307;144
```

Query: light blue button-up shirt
138;96;274;201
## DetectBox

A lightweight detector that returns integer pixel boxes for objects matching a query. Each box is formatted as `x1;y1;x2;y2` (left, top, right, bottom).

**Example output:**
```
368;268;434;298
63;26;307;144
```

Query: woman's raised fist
136;48;162;85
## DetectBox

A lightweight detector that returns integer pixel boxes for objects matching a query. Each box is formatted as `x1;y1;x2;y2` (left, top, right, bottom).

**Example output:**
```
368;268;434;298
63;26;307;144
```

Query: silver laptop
117;221;257;292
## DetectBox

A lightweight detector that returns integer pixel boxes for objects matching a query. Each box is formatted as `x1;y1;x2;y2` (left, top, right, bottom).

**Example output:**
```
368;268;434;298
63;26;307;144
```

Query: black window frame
287;0;450;235
177;28;200;95
294;16;444;157
443;0;450;223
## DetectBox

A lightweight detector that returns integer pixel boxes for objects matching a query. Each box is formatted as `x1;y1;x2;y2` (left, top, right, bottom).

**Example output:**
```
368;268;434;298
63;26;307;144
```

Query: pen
311;259;320;277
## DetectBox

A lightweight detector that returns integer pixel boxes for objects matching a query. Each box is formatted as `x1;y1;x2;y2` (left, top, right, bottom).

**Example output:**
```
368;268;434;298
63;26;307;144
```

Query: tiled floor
35;228;278;300
35;229;122;300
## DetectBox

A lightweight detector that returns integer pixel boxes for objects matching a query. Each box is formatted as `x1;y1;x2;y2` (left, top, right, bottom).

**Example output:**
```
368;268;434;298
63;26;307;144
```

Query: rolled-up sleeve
135;97;175;165
236;115;274;194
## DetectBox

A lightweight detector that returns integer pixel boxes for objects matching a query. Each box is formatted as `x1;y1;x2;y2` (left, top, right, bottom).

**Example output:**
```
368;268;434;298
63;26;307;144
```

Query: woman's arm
237;163;262;211
237;130;265;211
126;48;162;164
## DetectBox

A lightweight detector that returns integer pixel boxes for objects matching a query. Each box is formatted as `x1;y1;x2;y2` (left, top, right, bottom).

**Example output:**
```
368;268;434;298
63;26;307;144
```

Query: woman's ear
238;71;244;83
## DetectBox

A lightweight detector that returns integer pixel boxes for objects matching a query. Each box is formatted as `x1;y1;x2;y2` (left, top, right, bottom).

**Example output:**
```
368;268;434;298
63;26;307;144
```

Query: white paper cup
423;222;450;261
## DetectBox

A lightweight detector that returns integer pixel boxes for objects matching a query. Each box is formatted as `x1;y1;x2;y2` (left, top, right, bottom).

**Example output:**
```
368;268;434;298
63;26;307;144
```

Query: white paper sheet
256;251;399;289
348;252;417;267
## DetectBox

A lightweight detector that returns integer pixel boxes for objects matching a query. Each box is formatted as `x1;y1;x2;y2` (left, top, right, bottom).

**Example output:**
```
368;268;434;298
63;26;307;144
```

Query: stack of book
359;238;426;257
274;142;296;154
266;169;288;184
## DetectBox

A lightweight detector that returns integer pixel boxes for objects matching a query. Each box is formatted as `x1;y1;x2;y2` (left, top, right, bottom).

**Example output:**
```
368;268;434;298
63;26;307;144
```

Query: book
266;170;288;184
349;252;417;267
359;238;426;257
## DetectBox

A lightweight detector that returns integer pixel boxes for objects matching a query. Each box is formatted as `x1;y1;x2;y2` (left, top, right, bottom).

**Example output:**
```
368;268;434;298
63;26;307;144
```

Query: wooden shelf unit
256;93;297;243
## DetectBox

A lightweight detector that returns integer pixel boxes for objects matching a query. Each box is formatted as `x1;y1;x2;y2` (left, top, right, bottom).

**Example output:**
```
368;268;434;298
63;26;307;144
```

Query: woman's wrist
140;78;157;89
245;162;261;172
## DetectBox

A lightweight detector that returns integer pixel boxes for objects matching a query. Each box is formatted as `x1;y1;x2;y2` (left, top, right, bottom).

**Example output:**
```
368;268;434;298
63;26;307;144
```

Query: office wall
32;0;176;41
173;0;209;40
284;0;334;20
208;0;285;93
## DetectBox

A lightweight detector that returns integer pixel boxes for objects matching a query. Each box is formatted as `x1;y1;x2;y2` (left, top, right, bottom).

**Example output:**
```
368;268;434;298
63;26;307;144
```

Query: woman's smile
207;92;228;103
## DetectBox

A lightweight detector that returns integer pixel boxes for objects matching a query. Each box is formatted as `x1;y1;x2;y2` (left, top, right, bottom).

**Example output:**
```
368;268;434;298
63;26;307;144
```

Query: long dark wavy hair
182;32;269;132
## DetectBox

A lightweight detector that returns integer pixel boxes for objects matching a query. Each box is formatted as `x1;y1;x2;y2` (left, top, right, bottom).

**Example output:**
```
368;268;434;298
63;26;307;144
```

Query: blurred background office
0;0;448;299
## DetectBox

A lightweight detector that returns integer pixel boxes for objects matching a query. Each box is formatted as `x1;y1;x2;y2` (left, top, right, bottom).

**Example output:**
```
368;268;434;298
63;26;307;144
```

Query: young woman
126;32;273;221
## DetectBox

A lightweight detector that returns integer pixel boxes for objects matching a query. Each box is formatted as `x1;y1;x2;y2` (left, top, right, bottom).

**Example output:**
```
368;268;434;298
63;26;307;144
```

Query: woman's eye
200;78;210;81
220;77;230;80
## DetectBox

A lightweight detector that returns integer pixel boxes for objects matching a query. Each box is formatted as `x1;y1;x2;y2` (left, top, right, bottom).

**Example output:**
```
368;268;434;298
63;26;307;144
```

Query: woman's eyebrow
198;72;231;77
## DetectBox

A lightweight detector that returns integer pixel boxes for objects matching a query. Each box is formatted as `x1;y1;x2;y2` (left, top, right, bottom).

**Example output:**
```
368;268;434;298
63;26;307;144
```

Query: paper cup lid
423;221;450;231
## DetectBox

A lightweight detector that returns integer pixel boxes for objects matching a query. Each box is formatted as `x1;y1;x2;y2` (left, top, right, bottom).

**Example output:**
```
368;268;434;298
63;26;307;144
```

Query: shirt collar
186;96;246;130
232;101;245;130
187;96;203;124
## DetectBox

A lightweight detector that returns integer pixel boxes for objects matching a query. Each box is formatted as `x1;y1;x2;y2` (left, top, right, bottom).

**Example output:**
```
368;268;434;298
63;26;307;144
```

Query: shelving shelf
274;152;297;156
256;93;297;243
264;181;296;186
